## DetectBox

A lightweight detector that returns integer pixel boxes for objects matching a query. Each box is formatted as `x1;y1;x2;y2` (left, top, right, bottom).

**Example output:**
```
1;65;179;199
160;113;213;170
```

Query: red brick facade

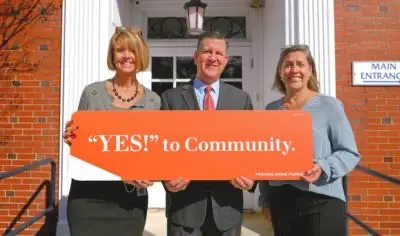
0;0;399;235
0;0;62;235
335;0;400;235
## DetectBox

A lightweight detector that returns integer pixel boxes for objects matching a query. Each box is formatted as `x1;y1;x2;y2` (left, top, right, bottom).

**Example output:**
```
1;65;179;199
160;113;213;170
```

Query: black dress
66;81;161;236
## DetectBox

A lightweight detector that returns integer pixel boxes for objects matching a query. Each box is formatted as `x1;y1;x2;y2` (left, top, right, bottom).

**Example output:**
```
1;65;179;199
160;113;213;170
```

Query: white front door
147;45;256;209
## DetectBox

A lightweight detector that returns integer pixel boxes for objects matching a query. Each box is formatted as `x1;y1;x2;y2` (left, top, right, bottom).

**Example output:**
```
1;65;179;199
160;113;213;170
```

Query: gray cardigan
258;94;361;207
77;80;161;111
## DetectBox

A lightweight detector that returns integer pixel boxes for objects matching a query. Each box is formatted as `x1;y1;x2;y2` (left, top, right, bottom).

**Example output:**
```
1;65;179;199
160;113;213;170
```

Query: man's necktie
203;85;215;111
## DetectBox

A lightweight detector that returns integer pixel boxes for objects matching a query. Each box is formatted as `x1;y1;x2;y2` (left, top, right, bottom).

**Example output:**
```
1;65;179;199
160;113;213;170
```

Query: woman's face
280;51;312;93
113;44;136;74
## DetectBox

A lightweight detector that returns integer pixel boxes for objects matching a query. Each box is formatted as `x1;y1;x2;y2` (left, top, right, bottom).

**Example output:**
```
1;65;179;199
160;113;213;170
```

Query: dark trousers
268;184;347;236
167;196;241;236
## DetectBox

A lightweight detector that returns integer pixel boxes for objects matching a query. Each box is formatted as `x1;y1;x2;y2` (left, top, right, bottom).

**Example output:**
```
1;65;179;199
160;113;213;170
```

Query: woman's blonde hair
272;44;319;95
107;27;149;72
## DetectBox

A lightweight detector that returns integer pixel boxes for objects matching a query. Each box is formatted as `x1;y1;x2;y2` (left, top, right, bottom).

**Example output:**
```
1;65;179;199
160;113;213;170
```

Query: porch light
184;0;207;36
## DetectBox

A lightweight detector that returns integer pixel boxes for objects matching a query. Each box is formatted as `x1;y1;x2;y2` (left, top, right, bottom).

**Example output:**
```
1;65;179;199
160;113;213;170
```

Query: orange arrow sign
69;110;313;180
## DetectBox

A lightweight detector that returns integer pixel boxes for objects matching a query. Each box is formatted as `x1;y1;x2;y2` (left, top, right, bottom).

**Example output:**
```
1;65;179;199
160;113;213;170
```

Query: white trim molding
139;0;251;12
262;0;286;105
285;0;336;97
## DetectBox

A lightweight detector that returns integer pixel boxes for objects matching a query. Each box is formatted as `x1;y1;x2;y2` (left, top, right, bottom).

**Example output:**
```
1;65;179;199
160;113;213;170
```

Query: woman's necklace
112;79;139;103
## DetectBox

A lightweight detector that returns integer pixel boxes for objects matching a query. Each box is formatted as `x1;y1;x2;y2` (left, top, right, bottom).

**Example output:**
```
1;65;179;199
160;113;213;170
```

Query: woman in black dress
63;27;161;236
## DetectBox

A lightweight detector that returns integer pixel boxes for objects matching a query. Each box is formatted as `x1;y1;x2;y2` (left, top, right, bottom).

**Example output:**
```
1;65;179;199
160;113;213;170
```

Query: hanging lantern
184;0;207;36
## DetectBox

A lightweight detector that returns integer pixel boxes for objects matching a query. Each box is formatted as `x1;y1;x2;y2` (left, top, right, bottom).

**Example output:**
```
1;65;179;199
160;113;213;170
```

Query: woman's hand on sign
301;163;322;183
165;178;190;192
230;176;254;190
63;120;78;146
124;180;154;188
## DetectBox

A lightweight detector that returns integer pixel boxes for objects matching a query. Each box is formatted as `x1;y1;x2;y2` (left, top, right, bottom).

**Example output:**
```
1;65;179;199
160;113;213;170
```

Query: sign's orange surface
70;110;313;180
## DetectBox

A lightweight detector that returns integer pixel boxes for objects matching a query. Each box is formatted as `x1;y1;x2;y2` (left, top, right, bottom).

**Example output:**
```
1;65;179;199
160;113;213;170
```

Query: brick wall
0;0;62;235
1;0;399;235
335;0;400;235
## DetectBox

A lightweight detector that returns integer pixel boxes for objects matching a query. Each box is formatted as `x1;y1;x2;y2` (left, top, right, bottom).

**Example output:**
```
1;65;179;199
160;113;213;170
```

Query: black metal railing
0;158;56;236
345;164;400;236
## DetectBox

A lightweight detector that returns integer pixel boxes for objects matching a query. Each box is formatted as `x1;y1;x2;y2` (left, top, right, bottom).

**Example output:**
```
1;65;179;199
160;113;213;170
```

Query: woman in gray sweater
63;27;160;236
259;45;360;236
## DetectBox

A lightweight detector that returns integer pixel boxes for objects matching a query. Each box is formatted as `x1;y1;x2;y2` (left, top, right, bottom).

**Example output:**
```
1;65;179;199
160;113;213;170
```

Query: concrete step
144;209;274;236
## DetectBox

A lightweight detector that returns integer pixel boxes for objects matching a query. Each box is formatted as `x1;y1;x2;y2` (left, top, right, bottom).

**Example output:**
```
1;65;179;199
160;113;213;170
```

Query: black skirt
67;179;148;236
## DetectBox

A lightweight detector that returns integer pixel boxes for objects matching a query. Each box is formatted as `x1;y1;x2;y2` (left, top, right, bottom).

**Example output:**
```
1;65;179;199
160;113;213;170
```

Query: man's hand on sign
230;176;254;190
165;177;190;192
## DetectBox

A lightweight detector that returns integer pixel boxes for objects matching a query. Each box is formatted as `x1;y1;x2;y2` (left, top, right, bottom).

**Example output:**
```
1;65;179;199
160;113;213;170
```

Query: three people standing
63;28;360;236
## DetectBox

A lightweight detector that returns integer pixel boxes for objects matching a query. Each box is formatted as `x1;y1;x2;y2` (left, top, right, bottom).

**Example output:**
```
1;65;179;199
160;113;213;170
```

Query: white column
285;0;336;97
262;0;287;106
57;0;112;235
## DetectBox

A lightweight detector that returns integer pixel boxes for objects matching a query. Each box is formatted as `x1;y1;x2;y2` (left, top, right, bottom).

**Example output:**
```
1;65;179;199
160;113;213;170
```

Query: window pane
151;82;173;96
177;57;196;79
176;81;191;87
221;56;242;78
223;81;242;90
148;18;186;39
152;57;173;79
204;17;246;39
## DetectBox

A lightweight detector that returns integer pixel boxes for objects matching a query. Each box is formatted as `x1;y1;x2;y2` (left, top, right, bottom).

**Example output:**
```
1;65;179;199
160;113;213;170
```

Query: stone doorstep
147;208;263;215
146;209;266;222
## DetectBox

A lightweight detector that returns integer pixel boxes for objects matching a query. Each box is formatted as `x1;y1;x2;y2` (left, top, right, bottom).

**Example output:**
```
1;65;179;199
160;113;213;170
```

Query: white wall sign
352;61;400;86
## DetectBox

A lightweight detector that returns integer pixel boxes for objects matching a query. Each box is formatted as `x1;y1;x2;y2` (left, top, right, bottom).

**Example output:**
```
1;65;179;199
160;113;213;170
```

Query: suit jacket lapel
181;84;200;110
216;81;229;110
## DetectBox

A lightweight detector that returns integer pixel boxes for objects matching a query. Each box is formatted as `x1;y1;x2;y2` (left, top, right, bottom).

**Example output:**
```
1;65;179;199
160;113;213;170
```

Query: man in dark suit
160;31;257;236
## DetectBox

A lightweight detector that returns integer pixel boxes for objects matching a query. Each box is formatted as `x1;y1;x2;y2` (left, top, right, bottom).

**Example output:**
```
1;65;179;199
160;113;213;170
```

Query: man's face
194;38;228;84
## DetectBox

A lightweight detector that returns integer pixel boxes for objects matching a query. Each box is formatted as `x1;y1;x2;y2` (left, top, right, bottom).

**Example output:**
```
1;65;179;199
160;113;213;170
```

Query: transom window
147;16;246;39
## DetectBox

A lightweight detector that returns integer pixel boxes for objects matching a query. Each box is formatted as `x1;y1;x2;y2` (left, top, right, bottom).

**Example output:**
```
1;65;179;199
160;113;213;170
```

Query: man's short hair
196;31;229;51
